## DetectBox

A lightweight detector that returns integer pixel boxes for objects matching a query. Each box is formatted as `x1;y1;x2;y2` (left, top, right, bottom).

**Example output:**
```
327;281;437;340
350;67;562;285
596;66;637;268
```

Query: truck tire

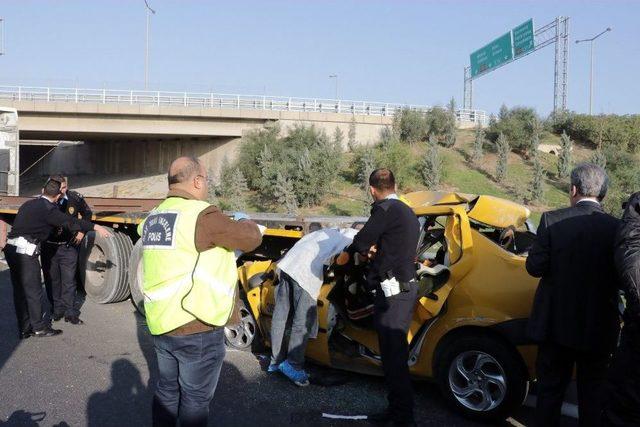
129;239;145;316
79;228;132;304
435;333;529;422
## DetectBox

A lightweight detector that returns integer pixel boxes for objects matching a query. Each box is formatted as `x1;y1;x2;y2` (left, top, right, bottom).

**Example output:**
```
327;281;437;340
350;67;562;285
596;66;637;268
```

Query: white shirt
277;227;358;300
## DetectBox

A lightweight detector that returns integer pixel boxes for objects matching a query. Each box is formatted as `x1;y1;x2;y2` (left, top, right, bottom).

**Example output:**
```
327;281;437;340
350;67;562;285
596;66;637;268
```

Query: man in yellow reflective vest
138;156;262;427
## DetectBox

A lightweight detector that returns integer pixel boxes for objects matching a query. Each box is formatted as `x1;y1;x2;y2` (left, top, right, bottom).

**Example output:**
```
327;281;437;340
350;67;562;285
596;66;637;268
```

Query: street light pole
144;0;156;90
329;74;338;100
576;27;611;115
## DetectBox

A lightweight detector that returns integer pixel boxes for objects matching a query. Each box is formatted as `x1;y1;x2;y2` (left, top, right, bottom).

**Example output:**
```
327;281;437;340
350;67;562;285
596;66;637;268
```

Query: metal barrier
0;85;487;125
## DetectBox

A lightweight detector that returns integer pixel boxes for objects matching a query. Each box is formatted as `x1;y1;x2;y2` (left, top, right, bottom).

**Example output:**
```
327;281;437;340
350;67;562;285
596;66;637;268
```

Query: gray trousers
270;272;318;370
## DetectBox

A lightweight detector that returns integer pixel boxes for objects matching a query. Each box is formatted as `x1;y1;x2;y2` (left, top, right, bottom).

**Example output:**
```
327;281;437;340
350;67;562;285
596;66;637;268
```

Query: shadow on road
86;358;150;427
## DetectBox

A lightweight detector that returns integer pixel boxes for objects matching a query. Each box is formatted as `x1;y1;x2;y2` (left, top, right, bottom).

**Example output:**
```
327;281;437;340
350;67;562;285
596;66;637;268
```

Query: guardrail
0;85;487;125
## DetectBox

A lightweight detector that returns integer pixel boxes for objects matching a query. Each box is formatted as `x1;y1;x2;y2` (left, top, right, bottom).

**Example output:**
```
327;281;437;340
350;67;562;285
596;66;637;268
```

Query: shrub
376;140;414;189
557;131;572;179
528;117;543;160
219;168;248;211
530;156;545;202
236;122;280;188
273;171;298;215
495;132;509;183
393;108;428;145
426;106;455;140
237;123;341;207
487;105;539;152
421;135;442;189
471;124;485;164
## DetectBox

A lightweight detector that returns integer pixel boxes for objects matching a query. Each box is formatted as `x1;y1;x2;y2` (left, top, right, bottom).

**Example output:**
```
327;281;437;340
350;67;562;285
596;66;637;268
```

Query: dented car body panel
237;190;538;383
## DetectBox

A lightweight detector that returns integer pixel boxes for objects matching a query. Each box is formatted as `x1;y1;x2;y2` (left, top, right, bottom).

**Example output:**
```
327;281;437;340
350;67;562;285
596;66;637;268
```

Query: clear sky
0;1;637;116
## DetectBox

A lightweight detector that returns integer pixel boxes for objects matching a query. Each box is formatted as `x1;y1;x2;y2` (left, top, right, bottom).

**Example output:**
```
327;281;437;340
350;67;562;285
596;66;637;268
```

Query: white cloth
277;227;358;300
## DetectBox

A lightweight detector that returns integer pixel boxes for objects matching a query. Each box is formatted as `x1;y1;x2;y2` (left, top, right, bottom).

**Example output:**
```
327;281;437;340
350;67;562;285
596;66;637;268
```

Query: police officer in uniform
351;168;420;426
41;175;93;324
3;177;111;338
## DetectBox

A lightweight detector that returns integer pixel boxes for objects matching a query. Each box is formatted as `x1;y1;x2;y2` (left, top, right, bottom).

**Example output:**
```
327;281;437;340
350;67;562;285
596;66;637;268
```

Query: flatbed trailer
0;195;364;306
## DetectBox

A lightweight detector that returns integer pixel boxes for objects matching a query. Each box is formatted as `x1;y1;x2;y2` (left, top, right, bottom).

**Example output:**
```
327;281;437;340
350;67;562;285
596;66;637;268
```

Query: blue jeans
270;272;318;370
152;328;225;427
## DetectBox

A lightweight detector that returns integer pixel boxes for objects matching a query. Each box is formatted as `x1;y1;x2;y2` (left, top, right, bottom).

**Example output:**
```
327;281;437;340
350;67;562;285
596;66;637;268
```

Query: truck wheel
79;229;132;303
435;334;529;421
129;239;145;316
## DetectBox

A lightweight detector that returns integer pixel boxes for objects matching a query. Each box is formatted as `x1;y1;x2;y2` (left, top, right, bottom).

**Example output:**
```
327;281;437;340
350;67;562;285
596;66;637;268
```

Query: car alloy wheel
224;305;257;350
448;350;507;412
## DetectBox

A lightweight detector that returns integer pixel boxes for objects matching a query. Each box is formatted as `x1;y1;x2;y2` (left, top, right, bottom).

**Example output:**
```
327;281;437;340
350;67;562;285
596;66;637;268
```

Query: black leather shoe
52;313;64;321
33;327;63;337
19;330;34;339
64;316;84;325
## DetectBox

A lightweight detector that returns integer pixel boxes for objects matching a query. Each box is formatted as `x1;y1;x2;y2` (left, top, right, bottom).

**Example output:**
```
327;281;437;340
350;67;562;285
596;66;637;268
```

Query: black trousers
535;341;610;427
373;283;418;423
602;323;640;427
4;244;47;332
42;243;80;317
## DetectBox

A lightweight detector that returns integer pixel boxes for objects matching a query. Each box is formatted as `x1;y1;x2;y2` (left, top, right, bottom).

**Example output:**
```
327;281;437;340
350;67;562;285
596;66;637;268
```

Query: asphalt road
0;266;578;427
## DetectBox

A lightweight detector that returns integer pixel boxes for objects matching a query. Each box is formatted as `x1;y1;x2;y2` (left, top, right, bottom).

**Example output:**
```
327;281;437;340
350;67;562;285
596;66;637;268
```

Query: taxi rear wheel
435;334;529;421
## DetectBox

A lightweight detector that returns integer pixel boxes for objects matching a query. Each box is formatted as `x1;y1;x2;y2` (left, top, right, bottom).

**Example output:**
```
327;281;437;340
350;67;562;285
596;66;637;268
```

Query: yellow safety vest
137;197;237;335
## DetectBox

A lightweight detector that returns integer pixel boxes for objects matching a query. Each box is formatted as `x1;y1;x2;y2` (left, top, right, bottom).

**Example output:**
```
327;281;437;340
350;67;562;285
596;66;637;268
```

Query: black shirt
48;190;93;243
8;197;94;243
352;197;420;284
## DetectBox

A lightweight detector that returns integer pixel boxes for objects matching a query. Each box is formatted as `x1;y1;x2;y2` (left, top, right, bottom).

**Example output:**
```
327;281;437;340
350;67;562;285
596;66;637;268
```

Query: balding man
138;156;262;427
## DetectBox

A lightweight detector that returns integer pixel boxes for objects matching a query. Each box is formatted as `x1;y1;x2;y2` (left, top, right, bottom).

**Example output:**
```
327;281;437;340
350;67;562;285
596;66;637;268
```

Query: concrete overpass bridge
0;85;486;196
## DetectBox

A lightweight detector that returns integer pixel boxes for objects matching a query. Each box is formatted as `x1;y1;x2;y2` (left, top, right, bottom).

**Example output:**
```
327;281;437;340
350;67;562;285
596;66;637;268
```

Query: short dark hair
43;178;62;197
49;174;67;183
168;156;201;185
369;168;395;191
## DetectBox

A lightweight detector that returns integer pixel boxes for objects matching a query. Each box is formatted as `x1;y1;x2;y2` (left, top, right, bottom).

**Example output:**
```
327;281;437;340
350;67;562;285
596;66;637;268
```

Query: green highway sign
513;19;534;57
470;32;513;77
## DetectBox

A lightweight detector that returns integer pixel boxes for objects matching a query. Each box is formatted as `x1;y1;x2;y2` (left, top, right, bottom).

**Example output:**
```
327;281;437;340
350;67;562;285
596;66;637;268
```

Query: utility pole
144;0;156;90
329;74;338;100
0;18;5;55
576;27;611;115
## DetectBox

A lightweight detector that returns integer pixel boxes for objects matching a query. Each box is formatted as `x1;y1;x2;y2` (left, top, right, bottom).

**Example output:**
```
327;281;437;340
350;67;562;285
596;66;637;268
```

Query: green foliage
471;124;485;164
552;113;640;153
426;106;455;139
591;148;607;169
237;122;280;188
379;126;400;151
348;116;357;151
557;131;573;179
530;156;545;202
601;146;640;216
528;116;543;160
422;135;442;189
237;123;341;207
206;167;218;205
376;140;414;188
219;168;248;211
273;171;298;215
358;146;377;213
393;108;428;145
495;132;509;183
487;105;539;152
442;117;457;148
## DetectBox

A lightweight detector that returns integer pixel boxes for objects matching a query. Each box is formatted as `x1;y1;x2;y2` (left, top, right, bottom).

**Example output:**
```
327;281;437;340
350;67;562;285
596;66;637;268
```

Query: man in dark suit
526;163;620;427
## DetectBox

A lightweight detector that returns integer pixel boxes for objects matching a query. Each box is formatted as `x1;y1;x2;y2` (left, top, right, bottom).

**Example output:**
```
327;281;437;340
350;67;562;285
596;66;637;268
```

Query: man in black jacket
41;175;93;325
526;163;620;427
3;178;111;338
351;168;420;426
602;192;640;426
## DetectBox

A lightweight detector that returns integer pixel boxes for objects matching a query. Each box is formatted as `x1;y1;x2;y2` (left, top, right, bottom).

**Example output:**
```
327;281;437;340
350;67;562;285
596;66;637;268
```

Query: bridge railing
0;85;488;125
